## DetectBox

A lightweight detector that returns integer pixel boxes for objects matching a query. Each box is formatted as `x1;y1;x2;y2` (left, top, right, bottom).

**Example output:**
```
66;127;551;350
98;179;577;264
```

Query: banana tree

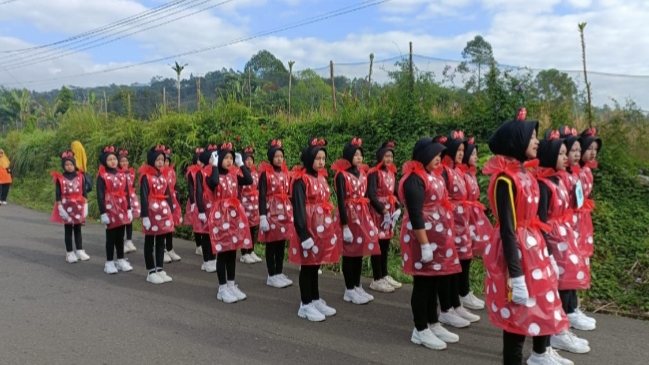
9;89;32;129
35;97;61;129
171;61;188;111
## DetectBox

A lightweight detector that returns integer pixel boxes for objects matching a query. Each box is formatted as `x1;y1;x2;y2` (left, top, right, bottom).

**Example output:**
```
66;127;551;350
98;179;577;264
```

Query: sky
0;0;648;107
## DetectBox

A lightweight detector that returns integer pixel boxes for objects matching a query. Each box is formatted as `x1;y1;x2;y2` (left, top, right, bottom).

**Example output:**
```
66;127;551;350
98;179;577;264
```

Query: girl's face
426;153;442;171
119;157;129;170
164;159;170;167
454;143;465;165
222;153;234;170
582;143;598;163
64;160;75;173
312;150;326;171
154;154;165;169
245;157;254;168
382;151;394;167
273;150;284;167
568;143;581;165
525;130;539;159
106;154;118;169
468;148;478;167
352;149;363;167
555;144;568;171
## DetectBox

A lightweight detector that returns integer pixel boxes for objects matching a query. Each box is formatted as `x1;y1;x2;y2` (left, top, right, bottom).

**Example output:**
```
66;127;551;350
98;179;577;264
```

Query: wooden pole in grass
248;66;252;110
103;90;107;118
330;60;336;113
409;42;414;94
196;76;201;112
163;87;166;112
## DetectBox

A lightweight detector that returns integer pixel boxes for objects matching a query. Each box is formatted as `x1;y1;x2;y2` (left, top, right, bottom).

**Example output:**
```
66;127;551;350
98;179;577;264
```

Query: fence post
330;60;337;113
196;76;201;112
163;87;167;112
409;41;414;94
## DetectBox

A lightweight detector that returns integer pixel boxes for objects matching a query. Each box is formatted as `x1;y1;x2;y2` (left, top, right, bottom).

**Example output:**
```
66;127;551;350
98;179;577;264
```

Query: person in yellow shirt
0;149;11;205
70;141;88;172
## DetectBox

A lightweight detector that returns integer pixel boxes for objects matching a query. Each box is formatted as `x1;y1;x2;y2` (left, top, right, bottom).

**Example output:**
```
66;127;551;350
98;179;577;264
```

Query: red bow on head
548;130;560;140
118;149;128;156
104;146;115;153
452;130;465;139
467;137;475;145
584;127;597;137
516;107;527;121
385;141;394;148
310;138;325;147
244;148;254;154
195;148;204;154
221;142;233;150
165;148;172;155
271;139;282;148
351;138;362;147
571;128;578;136
61;151;74;158
435;136;447;144
155;145;166;152
207;144;218;151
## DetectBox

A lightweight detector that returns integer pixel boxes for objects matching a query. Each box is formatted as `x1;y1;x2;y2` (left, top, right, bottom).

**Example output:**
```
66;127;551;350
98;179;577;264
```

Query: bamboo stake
330;60;336;113
196;76;201;112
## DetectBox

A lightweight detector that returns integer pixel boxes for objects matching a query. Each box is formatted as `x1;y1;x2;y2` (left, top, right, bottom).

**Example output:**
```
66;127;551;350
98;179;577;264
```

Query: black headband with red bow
103;146;115;154
220;142;233;150
310;138;326;147
206;144;218;152
61;150;74;159
155;145;166;152
270;139;282;148
548;130;561;140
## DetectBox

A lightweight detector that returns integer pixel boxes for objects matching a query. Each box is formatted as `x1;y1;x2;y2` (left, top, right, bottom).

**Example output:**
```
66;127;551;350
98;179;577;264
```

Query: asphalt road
0;203;647;365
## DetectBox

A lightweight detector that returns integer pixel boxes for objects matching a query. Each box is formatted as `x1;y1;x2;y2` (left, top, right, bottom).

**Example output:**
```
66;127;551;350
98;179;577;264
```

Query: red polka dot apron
459;164;494;256
98;166;131;229
367;163;399;240
257;162;294;243
51;171;86;225
139;165;175;235
208;169;252;254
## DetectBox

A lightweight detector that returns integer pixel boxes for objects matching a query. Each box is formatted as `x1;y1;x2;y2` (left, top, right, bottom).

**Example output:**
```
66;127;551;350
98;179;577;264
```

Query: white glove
179;217;183;224
259;215;270;232
191;204;195;213
391;209;401;228
128;209;133;221
511;276;529;305
550;255;560;277
100;213;110;225
343;227;353;243
211;151;219;167
198;213;207;223
301;238;315;250
83;203;88;218
381;213;391;230
420;243;433;263
58;204;70;221
142;217;151;230
235;153;244;167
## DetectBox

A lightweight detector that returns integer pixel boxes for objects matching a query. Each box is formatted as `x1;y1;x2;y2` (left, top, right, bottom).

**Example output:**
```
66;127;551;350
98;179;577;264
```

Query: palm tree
288;60;295;122
10;89;32;129
35;97;61;129
171;61;188;111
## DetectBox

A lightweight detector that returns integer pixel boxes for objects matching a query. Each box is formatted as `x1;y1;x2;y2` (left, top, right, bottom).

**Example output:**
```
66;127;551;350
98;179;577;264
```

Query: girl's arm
495;177;523;278
291;179;310;242
140;176;150;218
96;176;107;215
335;173;348;226
206;166;219;191
195;172;205;214
237;165;253;186
366;171;386;214
403;174;427;244
258;172;268;216
537;181;553;256
55;180;62;203
187;175;195;205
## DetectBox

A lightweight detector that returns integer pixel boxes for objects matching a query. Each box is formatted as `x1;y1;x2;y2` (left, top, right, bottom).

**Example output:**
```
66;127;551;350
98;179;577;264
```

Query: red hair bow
155;145;166;152
221;142;233;150
311;138;325;147
195;148;204;154
118;149;128;156
61;151;74;158
103;146;115;153
271;139;282;148
244;147;254;154
385;141;394;148
548;130;560;140
516;107;527;121
165;148;172;155
452;130;465;139
435;136;448;144
467;137;475;145
584;128;597;137
351;138;362;147
207;144;218;151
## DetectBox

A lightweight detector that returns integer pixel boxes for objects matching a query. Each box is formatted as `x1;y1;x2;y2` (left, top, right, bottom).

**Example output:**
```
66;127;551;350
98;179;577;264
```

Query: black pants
144;233;168;272
125;223;133;241
216;250;237;285
241;226;258;255
196;233;215;262
412;276;440;331
342;256;363;290
370;239;390;280
64;224;83;252
0;183;10;201
265;240;286;276
106;225;126;261
459;259;472;297
299;265;320;304
194;233;202;248
165;233;174;251
559;289;577;314
503;331;548;365
439;273;461;311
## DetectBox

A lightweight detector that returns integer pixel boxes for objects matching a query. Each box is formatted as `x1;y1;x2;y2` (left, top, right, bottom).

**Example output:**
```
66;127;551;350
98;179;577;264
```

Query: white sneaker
370;279;395;293
201;260;217;273
277;274;293;286
527;351;561;365
575;308;596;325
455;306;481;323
313;299;336;317
228;284;247;300
75;250;90;261
460;292;485;310
298;303;325;322
217;286;238;303
550;331;590;354
429;322;459;343
104;261;118;274
439;309;471;328
195;246;203;256
163;251;172;263
267;275;290;288
66;252;78;264
356;285;374;301
124;241;136;253
547;347;575;365
411;328;447;350
384;275;402;289
318;269;322;275
250;251;263;263
344;288;370;305
146;272;164;284
568;313;596;331
240;254;255;264
168;250;181;261
157;270;172;282
115;259;133;272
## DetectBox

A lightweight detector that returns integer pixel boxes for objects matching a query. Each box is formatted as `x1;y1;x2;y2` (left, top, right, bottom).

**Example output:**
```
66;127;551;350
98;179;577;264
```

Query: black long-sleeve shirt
495;175;523;278
140;174;174;219
291;175;311;242
335;167;361;226
367;168;401;215
403;173;427;230
207;165;253;191
258;165;283;216
55;172;88;201
187;173;196;205
96;168;131;214
537;178;558;257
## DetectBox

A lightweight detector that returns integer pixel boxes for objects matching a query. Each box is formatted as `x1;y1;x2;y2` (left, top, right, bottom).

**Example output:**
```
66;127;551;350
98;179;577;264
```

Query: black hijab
60;150;77;170
580;127;602;153
147;145;166;167
301;137;327;174
343;137;363;166
558;125;580;153
444;130;467;163
488;108;538;161
99;146;116;168
412;137;446;167
267;139;285;164
375;141;395;164
199;144;218;166
538;131;566;168
217;142;235;172
462;137;478;165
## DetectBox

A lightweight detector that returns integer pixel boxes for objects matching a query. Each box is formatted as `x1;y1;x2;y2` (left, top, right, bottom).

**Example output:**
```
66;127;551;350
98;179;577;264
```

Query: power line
0;64;25;89
4;0;391;86
0;0;19;5
2;0;229;69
